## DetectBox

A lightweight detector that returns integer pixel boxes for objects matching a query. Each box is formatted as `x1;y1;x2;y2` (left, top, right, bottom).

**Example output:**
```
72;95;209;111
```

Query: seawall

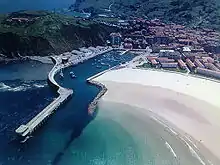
86;63;128;116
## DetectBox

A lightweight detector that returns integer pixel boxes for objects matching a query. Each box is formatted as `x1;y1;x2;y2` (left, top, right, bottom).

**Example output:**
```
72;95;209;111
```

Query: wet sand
93;68;220;164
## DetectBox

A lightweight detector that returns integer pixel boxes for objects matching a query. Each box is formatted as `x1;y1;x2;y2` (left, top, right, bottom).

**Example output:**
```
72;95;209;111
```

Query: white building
161;62;178;68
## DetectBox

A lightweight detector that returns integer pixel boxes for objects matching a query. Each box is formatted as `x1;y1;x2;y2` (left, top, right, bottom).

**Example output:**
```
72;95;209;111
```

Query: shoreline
92;68;220;164
98;99;215;165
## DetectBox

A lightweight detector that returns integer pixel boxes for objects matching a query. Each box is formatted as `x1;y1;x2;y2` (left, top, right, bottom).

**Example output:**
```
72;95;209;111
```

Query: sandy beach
93;68;220;163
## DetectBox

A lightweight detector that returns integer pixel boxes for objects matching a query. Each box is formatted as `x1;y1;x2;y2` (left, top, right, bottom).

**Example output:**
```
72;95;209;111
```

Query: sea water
0;51;210;165
0;0;76;13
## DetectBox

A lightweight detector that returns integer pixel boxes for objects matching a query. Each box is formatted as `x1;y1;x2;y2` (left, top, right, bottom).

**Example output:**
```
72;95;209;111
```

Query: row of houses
196;67;220;79
148;56;184;69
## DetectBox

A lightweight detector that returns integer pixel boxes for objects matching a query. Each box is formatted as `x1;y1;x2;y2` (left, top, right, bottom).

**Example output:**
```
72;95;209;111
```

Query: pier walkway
16;88;72;137
16;56;73;137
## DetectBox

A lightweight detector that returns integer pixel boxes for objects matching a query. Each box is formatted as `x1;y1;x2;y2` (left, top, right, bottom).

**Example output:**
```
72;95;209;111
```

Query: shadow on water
51;120;90;165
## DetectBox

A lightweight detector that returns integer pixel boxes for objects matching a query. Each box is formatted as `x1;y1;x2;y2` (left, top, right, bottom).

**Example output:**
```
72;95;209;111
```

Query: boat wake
0;81;48;92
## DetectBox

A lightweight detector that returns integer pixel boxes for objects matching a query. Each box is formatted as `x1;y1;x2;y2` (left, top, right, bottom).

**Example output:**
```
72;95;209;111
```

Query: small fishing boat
96;65;102;69
20;135;33;143
70;71;77;78
60;69;64;79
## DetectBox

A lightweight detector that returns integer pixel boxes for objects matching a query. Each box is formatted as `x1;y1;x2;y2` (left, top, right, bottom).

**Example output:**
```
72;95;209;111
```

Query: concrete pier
15;57;73;137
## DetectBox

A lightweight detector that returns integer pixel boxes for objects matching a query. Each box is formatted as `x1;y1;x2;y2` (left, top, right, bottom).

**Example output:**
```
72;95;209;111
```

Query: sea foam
0;82;47;92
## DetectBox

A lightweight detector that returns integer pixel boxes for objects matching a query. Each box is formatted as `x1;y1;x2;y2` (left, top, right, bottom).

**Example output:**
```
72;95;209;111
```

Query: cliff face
0;32;52;57
73;0;220;30
0;11;116;58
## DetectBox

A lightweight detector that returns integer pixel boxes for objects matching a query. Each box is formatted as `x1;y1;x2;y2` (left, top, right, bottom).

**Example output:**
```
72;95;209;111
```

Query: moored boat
70;71;77;78
60;69;64;79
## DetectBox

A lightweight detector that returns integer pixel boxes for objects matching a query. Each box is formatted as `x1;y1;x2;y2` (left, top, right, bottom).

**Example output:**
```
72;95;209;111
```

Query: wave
150;114;207;164
0;82;11;91
180;136;206;165
165;141;177;158
151;115;178;136
0;82;48;92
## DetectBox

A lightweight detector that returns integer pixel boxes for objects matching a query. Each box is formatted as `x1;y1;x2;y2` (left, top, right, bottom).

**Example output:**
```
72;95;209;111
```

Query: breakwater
15;56;73;137
87;80;107;115
86;64;128;116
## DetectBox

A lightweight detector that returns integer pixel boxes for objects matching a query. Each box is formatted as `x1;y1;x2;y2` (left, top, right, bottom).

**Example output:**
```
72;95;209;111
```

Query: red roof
186;58;196;68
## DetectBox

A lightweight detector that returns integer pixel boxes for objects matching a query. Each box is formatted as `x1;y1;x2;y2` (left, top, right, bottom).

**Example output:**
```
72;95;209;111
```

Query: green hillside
0;11;116;58
74;0;220;30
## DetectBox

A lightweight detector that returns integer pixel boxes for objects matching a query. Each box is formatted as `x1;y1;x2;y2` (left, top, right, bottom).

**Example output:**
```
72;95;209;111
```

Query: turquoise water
56;101;206;165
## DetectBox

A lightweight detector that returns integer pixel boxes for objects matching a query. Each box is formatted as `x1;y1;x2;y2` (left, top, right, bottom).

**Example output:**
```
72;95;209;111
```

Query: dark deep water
0;0;76;13
0;51;135;165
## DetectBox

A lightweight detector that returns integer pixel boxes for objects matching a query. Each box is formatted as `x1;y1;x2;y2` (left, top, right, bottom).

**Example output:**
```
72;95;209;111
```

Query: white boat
20;135;33;143
60;69;64;78
70;71;77;78
96;65;102;69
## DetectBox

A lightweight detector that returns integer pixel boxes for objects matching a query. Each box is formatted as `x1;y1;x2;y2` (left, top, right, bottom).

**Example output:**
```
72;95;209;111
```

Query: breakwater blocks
87;80;107;116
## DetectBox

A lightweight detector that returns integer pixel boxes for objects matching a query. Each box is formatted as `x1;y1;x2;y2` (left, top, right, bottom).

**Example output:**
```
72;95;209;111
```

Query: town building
62;57;68;64
110;33;122;47
150;59;158;66
194;59;205;68
177;59;187;69
157;57;175;63
186;58;196;70
159;50;181;59
124;43;133;49
215;63;220;70
161;62;178;68
204;63;220;71
196;67;220;79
